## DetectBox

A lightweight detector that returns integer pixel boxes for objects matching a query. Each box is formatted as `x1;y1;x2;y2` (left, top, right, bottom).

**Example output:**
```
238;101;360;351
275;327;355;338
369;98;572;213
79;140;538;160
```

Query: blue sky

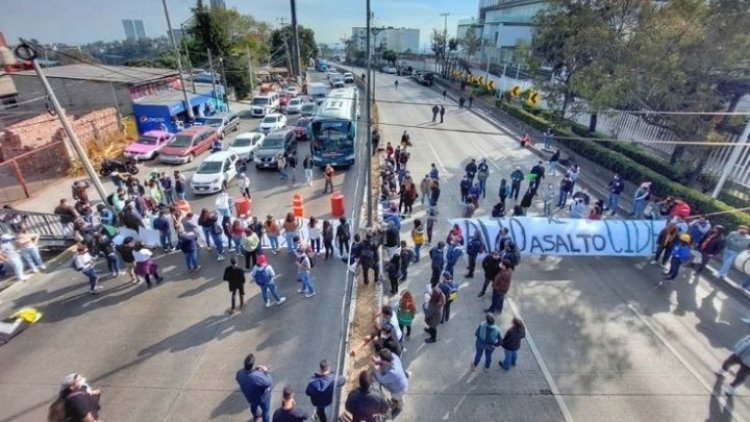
1;0;475;49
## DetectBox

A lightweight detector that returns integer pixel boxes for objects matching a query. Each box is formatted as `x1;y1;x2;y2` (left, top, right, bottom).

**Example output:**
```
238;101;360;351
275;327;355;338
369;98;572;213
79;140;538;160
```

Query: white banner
448;217;667;256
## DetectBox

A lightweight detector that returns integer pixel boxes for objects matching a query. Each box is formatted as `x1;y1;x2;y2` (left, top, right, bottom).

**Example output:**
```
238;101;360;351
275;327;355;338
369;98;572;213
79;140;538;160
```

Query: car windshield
252;97;270;106
302;104;315;111
204;118;224;127
196;161;223;174
169;135;193;147
290;99;300;105
260;137;284;149
137;136;159;145
262;116;278;123
232;137;256;147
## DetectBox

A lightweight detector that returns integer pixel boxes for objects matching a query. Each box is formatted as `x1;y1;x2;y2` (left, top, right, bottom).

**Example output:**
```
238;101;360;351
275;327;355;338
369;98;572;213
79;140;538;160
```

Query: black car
418;72;434;86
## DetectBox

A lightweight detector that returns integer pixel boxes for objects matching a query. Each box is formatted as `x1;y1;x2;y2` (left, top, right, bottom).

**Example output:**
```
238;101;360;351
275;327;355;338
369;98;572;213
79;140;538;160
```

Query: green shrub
498;103;750;228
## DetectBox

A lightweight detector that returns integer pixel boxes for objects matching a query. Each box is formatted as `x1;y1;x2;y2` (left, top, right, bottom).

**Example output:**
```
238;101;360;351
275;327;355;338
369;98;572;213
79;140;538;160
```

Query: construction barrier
293;193;304;218
235;197;251;219
331;192;345;218
176;199;192;216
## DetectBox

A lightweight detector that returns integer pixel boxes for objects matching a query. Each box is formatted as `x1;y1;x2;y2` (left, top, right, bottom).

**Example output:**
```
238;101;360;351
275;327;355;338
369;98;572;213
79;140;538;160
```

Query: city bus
308;87;359;168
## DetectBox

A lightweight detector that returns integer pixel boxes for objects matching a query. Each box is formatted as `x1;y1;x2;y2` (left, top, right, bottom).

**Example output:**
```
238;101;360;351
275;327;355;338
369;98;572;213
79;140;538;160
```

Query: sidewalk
434;76;750;302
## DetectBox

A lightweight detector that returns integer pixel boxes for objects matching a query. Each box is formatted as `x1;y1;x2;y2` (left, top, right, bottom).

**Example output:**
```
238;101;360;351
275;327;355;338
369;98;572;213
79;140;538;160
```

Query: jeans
184;250;199;270
324;239;333;258
232;235;243;251
607;193;620;213
300;272;315;294
176;191;186;201
160;231;173;250
719;249;738;278
544;135;552;150
558;190;569;207
305;169;313;185
473;341;495;369
210;231;224;255
279;168;288;180
7;255;25;279
414;244;422;262
268;235;279;251
217;208;231;218
249;399;271;422
510;182;521;201
665;257;683;280
315;406;328;422
163;189;175;205
487;291;505;314
479;179;487;198
479;277;491;296
261;281;282;303
106;253;120;274
20;246;44;270
742;276;750;289
501;349;518;370
82;267;98;291
202;227;213;248
310;238;321;253
324;179;333;193
467;254;477;275
441;301;452;323
285;233;296;253
632;199;646;219
653;244;673;266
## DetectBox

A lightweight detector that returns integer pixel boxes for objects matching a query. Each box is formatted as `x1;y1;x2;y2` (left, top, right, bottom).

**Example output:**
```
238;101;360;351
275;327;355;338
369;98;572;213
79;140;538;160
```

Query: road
364;68;750;421
0;71;365;421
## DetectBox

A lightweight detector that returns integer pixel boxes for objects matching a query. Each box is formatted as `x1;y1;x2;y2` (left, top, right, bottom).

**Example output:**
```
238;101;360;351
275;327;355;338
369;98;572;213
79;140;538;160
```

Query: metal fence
0;208;74;247
0;141;71;204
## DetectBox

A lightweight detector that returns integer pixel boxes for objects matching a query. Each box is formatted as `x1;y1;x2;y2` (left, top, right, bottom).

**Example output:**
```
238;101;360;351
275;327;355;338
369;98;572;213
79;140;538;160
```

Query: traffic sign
511;85;521;97
529;92;540;105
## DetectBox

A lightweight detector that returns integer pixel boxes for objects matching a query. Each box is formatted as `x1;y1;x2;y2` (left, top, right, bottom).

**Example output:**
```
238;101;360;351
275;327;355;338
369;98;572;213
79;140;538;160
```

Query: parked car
397;66;413;76
159;126;219;164
286;97;304;114
381;66;397;74
123;130;174;161
292;117;312;140
196;111;240;138
259;113;287;134
190;151;239;194
286;86;300;96
250;93;280;117
300;102;317;117
279;94;293;111
253;129;297;169
418;72;435;86
228;132;265;160
343;72;355;83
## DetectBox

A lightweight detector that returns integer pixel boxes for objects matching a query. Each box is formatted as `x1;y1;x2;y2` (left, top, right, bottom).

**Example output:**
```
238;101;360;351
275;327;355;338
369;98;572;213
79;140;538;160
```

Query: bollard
331;192;345;218
235;197;251;219
293;193;304;218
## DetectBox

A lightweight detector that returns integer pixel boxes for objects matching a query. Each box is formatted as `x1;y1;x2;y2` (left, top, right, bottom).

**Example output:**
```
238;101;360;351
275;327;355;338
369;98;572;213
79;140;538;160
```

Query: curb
0;244;77;298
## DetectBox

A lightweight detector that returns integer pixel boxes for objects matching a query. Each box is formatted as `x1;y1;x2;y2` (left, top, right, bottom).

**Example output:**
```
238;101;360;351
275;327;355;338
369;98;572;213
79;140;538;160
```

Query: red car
293;117;312;140
279;94;292;111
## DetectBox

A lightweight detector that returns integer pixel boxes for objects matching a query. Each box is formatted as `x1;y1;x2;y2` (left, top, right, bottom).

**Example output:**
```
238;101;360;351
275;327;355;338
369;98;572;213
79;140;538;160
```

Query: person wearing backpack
223;256;246;314
249;255;286;308
472;313;501;370
500;318;526;370
48;373;101;422
359;233;378;285
465;232;485;278
335;217;351;258
660;234;692;283
429;241;445;287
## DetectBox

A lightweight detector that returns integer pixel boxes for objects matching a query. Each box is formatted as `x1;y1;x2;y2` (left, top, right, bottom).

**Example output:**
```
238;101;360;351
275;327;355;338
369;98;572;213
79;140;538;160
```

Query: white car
190;151;239;194
344;72;354;83
286;97;304;114
259;113;287;134
228;132;265;160
286;86;300;96
382;66;397;74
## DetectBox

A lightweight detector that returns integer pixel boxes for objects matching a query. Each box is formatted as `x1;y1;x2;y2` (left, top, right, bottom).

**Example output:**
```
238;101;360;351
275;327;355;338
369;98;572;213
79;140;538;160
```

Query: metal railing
0;208;75;247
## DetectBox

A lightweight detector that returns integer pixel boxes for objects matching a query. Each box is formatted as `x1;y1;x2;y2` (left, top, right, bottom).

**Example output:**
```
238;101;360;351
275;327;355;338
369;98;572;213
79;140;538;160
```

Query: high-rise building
122;19;147;41
210;0;226;10
472;0;549;63
351;27;420;54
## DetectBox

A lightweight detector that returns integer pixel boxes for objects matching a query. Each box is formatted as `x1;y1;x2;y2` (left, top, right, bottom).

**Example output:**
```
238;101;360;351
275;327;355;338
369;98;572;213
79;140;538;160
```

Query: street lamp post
161;0;194;120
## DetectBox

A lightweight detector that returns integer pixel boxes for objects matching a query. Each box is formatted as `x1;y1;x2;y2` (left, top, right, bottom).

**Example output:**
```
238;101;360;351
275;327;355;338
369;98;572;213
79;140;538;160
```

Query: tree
382;49;398;66
270;25;319;70
461;27;481;63
431;29;458;76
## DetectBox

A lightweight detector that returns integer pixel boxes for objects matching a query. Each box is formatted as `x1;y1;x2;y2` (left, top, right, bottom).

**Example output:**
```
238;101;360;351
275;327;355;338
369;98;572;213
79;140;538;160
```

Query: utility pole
290;0;302;79
712;120;750;198
207;49;217;109
219;57;230;111
440;12;449;76
366;0;373;227
14;43;109;206
180;21;197;93
283;37;294;76
162;0;194;120
246;45;255;93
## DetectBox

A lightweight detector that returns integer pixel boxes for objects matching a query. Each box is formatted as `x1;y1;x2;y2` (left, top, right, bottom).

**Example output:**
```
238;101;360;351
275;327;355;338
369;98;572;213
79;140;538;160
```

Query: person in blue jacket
662;234;692;282
444;241;464;277
429;241;445;287
305;359;346;422
236;353;273;422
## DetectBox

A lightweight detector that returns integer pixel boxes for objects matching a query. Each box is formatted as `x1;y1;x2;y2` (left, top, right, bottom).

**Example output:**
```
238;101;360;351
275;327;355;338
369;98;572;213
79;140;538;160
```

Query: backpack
339;223;350;240
254;266;270;287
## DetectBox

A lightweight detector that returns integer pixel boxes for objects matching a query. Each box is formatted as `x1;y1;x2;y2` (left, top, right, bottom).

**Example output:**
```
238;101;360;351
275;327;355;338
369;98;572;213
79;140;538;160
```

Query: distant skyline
1;0;474;50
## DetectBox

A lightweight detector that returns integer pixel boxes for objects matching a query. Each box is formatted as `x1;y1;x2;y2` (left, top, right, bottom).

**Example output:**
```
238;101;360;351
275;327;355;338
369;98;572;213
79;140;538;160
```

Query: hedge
499;102;750;229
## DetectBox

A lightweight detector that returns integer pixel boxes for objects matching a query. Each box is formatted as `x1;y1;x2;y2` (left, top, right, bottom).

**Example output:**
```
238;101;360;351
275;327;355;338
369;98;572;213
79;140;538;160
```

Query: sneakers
39;264;47;270
18;275;30;281
726;385;736;396
424;337;436;343
217;255;226;261
265;300;272;308
715;368;728;377
298;288;305;293
650;260;658;265
276;297;287;305
304;292;316;298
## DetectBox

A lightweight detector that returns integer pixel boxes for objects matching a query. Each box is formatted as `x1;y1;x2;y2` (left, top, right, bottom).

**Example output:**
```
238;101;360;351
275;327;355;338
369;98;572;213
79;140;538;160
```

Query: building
122;19;147;41
351;27;420;54
210;0;226;10
457;18;478;41
472;0;548;63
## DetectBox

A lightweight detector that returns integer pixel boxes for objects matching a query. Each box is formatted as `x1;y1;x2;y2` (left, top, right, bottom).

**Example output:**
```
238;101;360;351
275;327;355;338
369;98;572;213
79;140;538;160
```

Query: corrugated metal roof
11;63;178;85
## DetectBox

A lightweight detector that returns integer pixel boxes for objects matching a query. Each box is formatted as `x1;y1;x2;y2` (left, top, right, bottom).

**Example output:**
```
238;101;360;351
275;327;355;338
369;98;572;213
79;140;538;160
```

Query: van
250;93;280;117
159;126;219;164
253;129;297;169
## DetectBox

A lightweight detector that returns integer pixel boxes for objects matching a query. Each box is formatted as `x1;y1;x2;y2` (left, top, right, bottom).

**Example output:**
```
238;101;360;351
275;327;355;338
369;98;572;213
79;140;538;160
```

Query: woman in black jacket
500;318;526;370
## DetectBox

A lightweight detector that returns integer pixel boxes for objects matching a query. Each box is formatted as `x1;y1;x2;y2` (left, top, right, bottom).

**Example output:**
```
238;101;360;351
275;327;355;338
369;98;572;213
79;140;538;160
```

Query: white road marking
508;298;575;422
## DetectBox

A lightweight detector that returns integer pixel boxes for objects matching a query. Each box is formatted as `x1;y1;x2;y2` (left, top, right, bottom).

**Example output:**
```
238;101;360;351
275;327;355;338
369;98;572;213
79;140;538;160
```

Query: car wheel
188;154;194;163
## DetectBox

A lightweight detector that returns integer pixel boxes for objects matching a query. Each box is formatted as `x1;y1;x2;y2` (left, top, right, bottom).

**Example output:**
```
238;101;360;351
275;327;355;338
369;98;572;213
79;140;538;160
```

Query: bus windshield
312;121;353;154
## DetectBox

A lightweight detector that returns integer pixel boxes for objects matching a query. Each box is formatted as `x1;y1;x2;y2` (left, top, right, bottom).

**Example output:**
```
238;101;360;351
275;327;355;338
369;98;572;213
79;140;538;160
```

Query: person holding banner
652;224;679;266
478;250;503;298
485;260;513;315
661;234;692;283
465;233;485;278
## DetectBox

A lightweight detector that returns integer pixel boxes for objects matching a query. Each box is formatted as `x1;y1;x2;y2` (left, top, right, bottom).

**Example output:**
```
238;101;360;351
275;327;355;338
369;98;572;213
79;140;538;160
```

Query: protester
653;224;679;266
694;225;725;274
133;242;163;288
426;207;438;245
51;373;101;422
439;271;458;324
321;220;334;260
344;370;390;422
660;234;692;283
222;256;246;314
236;354;273;422
396;290;417;341
237;172;251;198
605;174;625;215
429;241;446;287
632;182;651;218
177;228;201;272
359;233;379;285
296;246;316;297
385;254;401;296
399;240;414;282
305;359;345;422
465;232;484;278
14;230;46;273
281;213;299;254
152;209;174;252
198;208;225;260
371;349;409;417
484;259;512;314
444;241;463;277
716;334;750;396
423;287;446;343
718;225;750;279
72;244;100;294
478;249;502;297
500;318;526;370
336;217;351;258
323;164;335;193
472;313;501;371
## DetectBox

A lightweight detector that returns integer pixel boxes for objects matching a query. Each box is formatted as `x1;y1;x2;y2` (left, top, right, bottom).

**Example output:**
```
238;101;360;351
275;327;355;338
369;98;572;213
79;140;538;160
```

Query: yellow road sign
529;92;540;105
511;85;521;97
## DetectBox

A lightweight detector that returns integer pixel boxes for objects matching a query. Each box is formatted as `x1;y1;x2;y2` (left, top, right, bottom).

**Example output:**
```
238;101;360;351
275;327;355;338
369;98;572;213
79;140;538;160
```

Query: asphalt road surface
0;71;366;421
359;67;750;421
